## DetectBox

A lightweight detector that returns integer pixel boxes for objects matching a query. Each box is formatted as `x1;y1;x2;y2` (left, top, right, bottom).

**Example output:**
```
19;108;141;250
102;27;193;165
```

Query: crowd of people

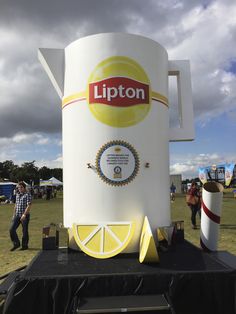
10;185;57;203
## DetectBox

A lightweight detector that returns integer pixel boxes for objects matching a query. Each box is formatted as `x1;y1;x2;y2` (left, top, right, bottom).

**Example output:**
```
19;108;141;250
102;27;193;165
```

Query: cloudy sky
0;0;235;179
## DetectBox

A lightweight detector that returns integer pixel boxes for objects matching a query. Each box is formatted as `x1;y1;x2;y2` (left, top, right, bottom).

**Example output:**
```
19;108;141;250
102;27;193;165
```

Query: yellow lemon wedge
68;228;80;251
157;227;168;242
139;216;159;263
72;221;135;259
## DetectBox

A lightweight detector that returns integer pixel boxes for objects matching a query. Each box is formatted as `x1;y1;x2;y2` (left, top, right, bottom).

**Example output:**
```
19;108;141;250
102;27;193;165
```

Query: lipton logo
89;77;149;107
87;56;151;127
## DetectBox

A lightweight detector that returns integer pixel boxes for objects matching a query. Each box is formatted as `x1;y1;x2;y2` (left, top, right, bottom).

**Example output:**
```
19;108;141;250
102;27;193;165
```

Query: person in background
9;181;32;251
170;183;176;202
10;187;17;204
46;186;52;200
186;181;201;229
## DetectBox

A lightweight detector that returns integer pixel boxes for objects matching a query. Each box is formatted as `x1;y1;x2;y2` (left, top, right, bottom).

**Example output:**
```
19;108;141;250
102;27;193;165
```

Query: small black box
172;220;184;243
42;224;59;250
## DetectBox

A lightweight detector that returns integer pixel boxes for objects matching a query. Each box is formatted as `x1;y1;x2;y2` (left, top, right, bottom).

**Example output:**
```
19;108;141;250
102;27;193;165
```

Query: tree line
0;160;62;185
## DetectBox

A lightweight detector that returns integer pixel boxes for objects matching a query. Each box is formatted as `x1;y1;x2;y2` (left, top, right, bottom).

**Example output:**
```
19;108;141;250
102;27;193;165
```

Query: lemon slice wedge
72;221;135;259
139;216;159;263
68;228;80;251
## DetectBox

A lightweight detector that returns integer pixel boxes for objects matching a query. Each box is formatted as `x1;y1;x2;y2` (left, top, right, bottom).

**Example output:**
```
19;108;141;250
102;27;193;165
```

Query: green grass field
171;191;236;254
0;191;235;277
0;195;63;276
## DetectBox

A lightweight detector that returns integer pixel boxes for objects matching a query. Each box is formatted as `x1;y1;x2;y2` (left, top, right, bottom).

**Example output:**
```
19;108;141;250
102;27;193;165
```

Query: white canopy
0;181;17;186
40;177;63;187
49;177;63;186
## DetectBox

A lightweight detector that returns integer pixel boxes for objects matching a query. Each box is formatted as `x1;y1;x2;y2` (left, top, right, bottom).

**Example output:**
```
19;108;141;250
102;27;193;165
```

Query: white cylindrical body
39;33;194;253
63;34;170;252
200;182;224;251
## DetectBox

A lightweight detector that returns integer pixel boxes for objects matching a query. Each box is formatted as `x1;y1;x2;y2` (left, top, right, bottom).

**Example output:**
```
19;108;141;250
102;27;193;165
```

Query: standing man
9;181;32;251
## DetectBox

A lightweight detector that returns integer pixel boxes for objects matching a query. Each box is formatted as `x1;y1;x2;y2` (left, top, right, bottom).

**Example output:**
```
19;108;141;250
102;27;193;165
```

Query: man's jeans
9;214;30;248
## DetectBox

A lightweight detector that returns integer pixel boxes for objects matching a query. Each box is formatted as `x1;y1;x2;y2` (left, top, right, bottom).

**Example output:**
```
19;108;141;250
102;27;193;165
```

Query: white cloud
166;1;236;123
170;152;236;179
0;0;235;170
54;139;62;147
0;132;60;166
35;155;62;169
0;151;17;161
11;132;50;145
12;133;33;144
36;137;50;145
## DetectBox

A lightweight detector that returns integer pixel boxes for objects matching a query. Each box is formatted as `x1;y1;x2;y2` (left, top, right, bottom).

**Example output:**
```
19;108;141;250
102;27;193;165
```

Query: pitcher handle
168;60;194;142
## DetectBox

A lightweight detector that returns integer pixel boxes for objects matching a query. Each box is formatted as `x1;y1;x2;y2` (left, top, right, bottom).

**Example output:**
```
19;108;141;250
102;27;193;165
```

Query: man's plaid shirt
15;192;32;217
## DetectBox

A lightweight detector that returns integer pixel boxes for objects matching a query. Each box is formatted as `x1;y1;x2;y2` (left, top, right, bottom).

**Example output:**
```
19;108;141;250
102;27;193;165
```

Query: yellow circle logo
87;56;151;127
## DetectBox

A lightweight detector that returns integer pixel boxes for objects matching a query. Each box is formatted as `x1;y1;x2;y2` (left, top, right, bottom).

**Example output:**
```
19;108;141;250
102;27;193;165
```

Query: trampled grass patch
0;191;235;276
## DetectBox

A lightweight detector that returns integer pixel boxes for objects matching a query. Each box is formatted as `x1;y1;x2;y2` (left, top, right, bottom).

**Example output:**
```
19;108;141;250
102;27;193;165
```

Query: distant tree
0;162;3;180
51;168;63;182
0;159;63;185
39;166;52;180
182;178;191;184
0;160;18;182
16;161;39;185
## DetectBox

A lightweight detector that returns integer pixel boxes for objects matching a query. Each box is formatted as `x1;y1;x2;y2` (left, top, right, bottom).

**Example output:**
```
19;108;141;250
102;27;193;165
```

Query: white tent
0;181;17;186
49;177;63;186
40;177;63;187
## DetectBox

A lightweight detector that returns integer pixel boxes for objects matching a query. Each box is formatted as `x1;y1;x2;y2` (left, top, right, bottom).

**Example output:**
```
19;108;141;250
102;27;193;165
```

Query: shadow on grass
220;224;236;230
27;247;41;251
13;247;41;251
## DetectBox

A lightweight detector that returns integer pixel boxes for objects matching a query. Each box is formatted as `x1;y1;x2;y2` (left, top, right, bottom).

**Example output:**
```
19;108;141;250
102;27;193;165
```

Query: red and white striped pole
200;181;224;252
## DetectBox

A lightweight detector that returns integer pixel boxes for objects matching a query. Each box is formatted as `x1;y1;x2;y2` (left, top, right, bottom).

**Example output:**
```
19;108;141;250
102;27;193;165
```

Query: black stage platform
3;241;236;314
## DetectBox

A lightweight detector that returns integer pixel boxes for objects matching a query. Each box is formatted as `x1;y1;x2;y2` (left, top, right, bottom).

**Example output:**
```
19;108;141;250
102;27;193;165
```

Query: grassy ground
171;191;236;254
0;195;63;277
0;191;235;277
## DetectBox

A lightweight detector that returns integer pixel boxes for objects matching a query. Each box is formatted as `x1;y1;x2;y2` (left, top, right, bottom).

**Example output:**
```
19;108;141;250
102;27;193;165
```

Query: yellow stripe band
62;91;168;109
151;91;169;107
62;92;87;109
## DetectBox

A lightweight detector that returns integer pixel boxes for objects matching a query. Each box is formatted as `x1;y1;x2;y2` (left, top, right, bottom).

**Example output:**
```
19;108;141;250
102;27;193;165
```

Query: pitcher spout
38;48;64;98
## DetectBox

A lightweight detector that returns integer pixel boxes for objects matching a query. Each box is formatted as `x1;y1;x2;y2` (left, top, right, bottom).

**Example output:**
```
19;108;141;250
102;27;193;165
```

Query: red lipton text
89;77;149;107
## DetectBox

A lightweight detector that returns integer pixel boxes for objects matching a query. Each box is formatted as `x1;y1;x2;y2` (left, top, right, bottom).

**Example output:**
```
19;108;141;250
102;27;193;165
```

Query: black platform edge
2;243;236;314
0;265;27;281
210;251;236;270
0;272;20;297
77;294;172;313
0;265;27;314
0;270;22;314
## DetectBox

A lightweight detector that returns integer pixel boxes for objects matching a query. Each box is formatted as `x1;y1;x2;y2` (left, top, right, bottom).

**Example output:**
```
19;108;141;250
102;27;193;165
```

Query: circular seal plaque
96;141;139;186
